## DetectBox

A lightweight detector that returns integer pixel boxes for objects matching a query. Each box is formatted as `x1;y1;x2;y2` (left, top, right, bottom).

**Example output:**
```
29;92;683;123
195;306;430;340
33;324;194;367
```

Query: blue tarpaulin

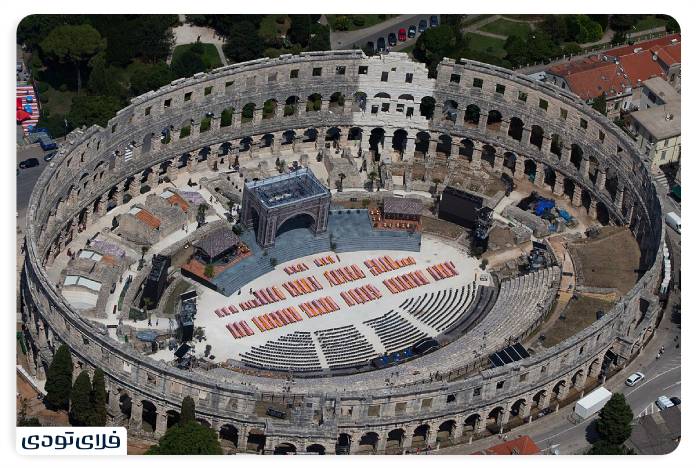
558;209;572;221
534;199;555;216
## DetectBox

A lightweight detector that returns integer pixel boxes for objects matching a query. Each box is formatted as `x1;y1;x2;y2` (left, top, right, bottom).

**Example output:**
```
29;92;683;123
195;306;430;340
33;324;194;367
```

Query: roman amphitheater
20;51;665;454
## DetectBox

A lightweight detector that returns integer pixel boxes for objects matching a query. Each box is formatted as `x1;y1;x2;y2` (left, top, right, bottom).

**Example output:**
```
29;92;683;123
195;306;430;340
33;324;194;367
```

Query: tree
181;396;196;424
69;370;94;426
308;24;331;51
288;15;312;47
413;25;461;74
592;93;607;115
17;14;84;49
609;15;640;33
127;61;175;96
222;21;264;63
588;439;634;455
596;393;634;446
44;344;73;410
90;368;107;426
171;48;207;79
146;421;223;455
540;15;568;43
68;94;122;128
87;53;128;101
40;24;105;93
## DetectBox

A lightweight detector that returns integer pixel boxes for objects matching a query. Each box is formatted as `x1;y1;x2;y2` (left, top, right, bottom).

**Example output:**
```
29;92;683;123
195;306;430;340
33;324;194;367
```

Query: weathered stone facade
21;51;664;453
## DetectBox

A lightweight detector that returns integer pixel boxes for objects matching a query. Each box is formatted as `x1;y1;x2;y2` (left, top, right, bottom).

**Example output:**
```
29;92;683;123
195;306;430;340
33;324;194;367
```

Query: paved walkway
169;15;228;66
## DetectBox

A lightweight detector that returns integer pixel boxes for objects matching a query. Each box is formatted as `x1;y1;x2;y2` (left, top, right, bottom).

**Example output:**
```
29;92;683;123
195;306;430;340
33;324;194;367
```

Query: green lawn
479;18;531;39
633;15;667;32
327;14;397;32
259;14;289;42
172;43;222;69
464;32;507;59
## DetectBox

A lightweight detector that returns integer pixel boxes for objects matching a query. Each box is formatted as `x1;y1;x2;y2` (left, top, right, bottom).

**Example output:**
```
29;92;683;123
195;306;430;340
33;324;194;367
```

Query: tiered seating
340;284;383;306
315;326;378;369
283;262;309;275
251;307;303;332
214;304;239;317
427;261;459;281
383;270;430;294
364;310;428;353
403;283;478;332
283;275;323;297
240;331;322;372
238;286;286;311
314;255;336;267
364;255;416;276
299;297;341;318
226;320;254;339
324;264;366;286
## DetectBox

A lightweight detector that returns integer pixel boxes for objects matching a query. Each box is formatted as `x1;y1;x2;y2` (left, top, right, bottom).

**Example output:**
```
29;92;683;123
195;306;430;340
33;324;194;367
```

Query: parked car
418;19;428;33
43;151;57;162
19;158;39;169
625;372;645;387
655;395;674;411
376;37;386;52
670;396;681;406
398;28;407;42
365;41;375;55
408;25;417;38
430;15;439;27
388;32;397;46
38;134;57;151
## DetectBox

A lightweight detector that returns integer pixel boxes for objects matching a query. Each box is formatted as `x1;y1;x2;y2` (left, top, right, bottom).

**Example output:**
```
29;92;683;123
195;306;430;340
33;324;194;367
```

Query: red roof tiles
135;209;161;229
474;435;541;455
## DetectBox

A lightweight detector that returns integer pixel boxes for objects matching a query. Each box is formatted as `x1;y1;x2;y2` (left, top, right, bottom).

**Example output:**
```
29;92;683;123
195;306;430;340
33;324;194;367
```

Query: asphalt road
16;143;50;226
331;15;439;51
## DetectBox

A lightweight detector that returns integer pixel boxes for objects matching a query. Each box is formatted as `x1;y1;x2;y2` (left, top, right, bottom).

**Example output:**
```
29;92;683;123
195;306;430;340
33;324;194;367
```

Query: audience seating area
239;286;286;311
226;320;255;339
239;331;322;372
427;261;459;281
364;310;429;354
283;276;323;297
314;255;336;267
214;304;239;317
364;255;416;276
283;262;309;275
299;297;341;318
340;284;383;307
324;264;366;286
251;307;303;332
383;270;430;294
315;326;378;369
402;282;478;333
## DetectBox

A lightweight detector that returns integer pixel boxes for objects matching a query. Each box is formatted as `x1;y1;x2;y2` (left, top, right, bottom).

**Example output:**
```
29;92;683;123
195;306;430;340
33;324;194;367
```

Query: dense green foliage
592;93;607;115
540;15;604;44
588;393;635;455
44;344;73;410
40;24;105;92
90;368;108;426
222;21;264;63
181;396;196;424
69;371;94;426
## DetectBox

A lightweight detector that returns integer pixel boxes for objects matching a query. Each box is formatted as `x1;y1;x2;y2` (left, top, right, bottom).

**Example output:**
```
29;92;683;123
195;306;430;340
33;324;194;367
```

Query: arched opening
398;93;414;101
220;107;234;127
459;139;474;161
336;433;351;454
605;171;619;199
419;96;435;120
510;398;527;419
544;166;556;188
487;110;503;131
532;390;547;412
260;133;274;148
503;151;516;172
443;100;458;122
303;128;318;143
119;393;132;420
386;428;405;453
262;99;278;119
415;131;430;154
552;380;567;402
572;369;585;389
508;117;524;141
369;128;385;155
274;442;296;455
357;432;379;453
588;156;599;185
564;177;575;199
240;136;253;152
481;144;496;168
326;127;341;143
437;134;452;156
393;129;408;154
282;129;296;145
486;406;505;432
353;92;367;112
306;93;322;112
247;429;266;453
241;103;255;123
524;159;537;180
306;443;326;455
329;92;345;110
551;134;563;158
581;190;592;212
374;92;391;99
437;420;456;444
166;410;180;428
597;201;610;225
530;125;544;149
276;213;316;237
412;424;430;449
570;144;583;170
220;424;239;448
348;127;363;141
464;104;480;127
284;96;299;117
141;400;157;433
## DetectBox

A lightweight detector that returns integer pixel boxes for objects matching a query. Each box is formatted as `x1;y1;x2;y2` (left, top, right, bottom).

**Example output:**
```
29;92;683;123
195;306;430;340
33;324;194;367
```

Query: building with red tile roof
134;208;161;229
473;435;541;455
546;34;680;118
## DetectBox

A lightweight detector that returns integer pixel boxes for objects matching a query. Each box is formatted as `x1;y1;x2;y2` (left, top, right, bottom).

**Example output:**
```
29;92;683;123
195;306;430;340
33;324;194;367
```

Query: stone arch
570;144;583;170
459;138;474;160
306;443;326;455
284;96;299;117
386;428;405;452
530;125;544;149
481;144;496;168
393;129;408;153
551;134;563;158
605;170;619;199
348;127;363;141
353;91;367;112
437;134;452;156
487;109;503;131
274;442;296;455
415;131;430;154
306;93;322;112
326;126;341;142
141;400;157;433
419;96;435;120
532;389;547;410
581;189;592;212
597;201;610;225
262;99;278;119
336;433;351;454
544;165;556;188
329;92;345;110
374;92;391;99
571;368;585;388
552;379;567;401
398;93;414;101
118;392;132;420
166;409;180;428
510;398;527;417
486;406;505;431
564;177;576;198
437;420;456;443
241;103;255;123
508;117;524;141
443;99;459;122
412;424;430;449
276;212;317;237
464;104;481;126
524;158;537;179
259;133;274;148
282;129;296;145
369;127;386;154
357;431;379;453
240;136;253;152
247;428;266;453
463;413;480;433
588;155;600;184
303;128;318;142
220;106;234;127
219;423;239;447
503;151;516;172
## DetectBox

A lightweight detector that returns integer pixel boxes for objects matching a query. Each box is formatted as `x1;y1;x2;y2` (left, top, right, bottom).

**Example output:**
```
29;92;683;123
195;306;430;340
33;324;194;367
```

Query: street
16;143;49;225
330;15;438;51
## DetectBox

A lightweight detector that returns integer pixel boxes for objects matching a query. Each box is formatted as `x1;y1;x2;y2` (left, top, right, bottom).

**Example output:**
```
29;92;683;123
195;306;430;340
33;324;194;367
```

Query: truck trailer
573;386;612;420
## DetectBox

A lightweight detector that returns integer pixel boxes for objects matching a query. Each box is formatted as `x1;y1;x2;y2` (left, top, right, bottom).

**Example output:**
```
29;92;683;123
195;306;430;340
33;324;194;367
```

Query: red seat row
283;275;323;297
283;262;309;275
299;296;341;318
427;261;459;281
251;307;303;332
226;320;254;339
239;286;286;310
324;264;366;286
340;284;383;306
214;304;239;317
313;255;336;267
383;270;430;294
364;255;416;276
